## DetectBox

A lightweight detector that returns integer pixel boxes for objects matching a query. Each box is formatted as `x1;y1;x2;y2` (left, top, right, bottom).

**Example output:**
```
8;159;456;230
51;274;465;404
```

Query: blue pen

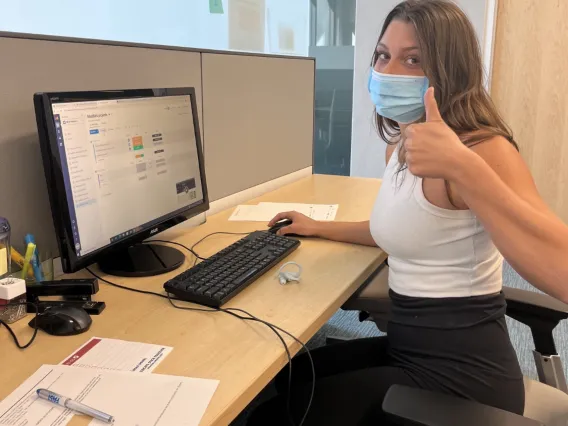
24;234;43;281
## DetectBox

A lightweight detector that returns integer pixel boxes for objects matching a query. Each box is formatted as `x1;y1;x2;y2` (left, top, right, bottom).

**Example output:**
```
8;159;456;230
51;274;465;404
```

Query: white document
59;337;172;373
0;364;219;426
229;202;338;222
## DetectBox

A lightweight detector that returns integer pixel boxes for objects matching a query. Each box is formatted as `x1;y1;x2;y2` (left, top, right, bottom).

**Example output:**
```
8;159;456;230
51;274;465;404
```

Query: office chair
342;264;568;426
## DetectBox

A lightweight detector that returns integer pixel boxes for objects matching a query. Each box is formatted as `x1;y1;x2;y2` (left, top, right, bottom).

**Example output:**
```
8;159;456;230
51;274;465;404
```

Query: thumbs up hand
404;87;471;181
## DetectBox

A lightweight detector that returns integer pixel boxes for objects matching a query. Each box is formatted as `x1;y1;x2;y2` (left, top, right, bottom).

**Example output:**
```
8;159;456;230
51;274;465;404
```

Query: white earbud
277;262;302;285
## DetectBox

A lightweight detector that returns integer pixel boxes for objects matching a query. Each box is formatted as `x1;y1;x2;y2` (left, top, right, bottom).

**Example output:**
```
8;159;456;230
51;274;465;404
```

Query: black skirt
387;290;525;414
248;290;525;425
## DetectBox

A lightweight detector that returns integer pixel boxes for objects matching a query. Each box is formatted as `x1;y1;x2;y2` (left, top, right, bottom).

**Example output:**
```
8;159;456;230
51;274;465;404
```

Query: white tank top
370;147;503;298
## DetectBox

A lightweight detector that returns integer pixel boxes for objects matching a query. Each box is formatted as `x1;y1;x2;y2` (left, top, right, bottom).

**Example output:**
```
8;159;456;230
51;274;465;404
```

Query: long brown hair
373;0;517;166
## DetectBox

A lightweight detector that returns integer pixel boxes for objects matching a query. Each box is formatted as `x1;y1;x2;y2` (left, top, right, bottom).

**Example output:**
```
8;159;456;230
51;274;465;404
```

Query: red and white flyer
59;336;172;373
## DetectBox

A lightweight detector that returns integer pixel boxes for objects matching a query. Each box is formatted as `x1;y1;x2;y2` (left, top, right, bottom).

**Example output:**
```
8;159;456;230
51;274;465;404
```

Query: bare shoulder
451;136;545;207
468;136;532;191
468;136;521;170
385;143;397;165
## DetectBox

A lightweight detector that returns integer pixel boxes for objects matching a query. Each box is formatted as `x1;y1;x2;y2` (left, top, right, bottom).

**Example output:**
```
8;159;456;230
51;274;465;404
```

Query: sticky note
0;248;7;276
209;0;224;14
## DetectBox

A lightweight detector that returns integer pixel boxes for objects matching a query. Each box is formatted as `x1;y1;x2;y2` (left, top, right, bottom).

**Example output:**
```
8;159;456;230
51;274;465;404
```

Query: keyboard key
196;286;208;295
234;268;259;286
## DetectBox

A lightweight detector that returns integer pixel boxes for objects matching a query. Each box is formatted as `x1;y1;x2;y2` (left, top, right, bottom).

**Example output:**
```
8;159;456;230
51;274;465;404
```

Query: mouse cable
143;240;207;261
0;301;40;349
223;306;315;426
190;231;252;266
85;265;313;426
190;231;252;252
166;294;293;424
145;232;253;266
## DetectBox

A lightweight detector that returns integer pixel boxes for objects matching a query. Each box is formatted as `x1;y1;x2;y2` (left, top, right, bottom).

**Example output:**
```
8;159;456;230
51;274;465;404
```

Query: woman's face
374;20;425;77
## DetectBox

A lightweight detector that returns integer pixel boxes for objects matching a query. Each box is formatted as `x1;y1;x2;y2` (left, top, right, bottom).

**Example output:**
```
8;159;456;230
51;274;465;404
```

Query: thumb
424;87;442;122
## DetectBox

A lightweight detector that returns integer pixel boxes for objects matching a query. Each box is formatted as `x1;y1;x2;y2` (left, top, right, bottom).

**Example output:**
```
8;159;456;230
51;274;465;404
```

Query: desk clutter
0;215;104;346
0;337;218;425
0;80;358;426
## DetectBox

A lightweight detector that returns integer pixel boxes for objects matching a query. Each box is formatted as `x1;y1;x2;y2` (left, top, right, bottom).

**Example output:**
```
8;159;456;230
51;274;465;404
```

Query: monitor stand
98;243;185;277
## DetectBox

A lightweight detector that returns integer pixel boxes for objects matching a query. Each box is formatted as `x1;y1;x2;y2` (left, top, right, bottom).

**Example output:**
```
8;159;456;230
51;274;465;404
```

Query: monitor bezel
33;87;209;273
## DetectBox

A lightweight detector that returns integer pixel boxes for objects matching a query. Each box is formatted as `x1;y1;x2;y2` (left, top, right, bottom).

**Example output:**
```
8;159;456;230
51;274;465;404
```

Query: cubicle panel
0;36;203;252
201;53;315;201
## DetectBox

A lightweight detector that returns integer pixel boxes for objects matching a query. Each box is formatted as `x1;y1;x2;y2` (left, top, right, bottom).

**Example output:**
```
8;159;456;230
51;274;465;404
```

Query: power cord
87;263;315;426
0;301;40;349
166;294;295;423
167;296;314;426
167;295;315;425
87;267;174;300
225;306;315;426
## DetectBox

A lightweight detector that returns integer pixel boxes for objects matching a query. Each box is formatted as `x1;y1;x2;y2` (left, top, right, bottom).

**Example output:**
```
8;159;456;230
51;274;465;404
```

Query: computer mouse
28;306;92;336
267;219;310;238
268;219;294;234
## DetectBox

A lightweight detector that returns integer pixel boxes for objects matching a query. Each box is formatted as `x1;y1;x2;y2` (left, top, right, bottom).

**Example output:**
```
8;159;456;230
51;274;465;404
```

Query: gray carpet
231;263;567;424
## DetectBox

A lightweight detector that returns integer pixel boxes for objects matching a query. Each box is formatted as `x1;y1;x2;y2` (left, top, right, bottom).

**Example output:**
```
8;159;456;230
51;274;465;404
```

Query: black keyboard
163;231;300;307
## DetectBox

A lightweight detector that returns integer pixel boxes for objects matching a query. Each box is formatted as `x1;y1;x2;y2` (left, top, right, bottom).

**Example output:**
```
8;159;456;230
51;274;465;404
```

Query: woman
247;0;568;424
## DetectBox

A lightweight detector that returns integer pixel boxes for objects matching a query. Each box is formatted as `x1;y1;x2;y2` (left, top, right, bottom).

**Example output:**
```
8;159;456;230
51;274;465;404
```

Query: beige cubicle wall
492;0;568;223
0;36;203;253
202;53;314;201
0;34;314;253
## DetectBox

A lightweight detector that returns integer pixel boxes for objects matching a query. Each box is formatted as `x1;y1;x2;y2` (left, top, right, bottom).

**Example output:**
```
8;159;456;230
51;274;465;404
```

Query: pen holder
26;250;54;284
13;250;54;284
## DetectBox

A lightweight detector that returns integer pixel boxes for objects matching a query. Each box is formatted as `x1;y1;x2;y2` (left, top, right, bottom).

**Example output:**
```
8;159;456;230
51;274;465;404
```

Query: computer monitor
34;88;209;277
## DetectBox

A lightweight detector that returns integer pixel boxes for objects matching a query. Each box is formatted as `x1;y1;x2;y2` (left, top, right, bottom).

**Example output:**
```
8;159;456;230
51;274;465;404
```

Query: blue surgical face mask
368;68;429;124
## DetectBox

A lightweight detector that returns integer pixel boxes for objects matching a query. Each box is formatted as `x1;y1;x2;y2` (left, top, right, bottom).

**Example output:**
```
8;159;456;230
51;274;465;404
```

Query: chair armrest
504;287;568;322
504;287;568;356
382;385;543;426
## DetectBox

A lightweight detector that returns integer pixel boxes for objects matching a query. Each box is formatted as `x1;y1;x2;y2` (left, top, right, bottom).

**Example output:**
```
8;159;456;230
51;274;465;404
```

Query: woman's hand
268;211;321;237
404;87;474;181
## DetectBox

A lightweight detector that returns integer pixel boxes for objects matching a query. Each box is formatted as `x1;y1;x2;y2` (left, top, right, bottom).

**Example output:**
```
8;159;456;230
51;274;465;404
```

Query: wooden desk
0;175;385;426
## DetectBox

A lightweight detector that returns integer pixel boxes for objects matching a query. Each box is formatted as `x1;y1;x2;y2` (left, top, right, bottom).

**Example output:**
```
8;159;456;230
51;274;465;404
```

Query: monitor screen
34;88;209;273
51;95;204;257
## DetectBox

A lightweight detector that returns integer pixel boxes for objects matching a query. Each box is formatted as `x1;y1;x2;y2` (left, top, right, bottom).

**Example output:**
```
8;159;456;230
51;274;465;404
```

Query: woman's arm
314;220;377;246
267;145;394;248
452;150;568;303
405;87;568;303
268;212;377;247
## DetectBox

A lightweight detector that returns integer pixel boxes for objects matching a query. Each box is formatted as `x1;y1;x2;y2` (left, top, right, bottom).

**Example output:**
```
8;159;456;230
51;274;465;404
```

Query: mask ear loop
277;262;303;285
